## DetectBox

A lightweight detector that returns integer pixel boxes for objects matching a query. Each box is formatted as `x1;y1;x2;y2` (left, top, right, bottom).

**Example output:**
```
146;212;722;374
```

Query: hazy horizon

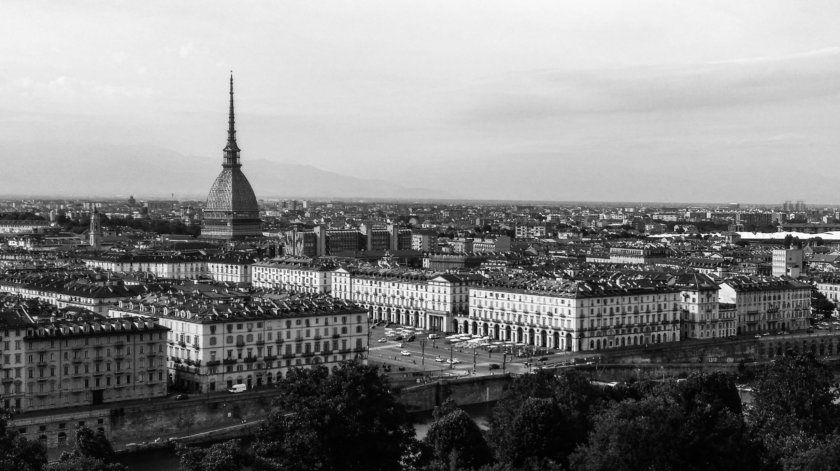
4;1;840;203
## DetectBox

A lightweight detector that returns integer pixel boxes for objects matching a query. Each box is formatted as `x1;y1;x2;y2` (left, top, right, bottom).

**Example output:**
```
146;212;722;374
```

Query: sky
3;1;840;203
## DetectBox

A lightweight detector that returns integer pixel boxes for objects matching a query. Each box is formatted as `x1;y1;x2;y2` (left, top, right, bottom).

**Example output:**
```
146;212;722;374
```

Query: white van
428;334;440;340
228;384;247;394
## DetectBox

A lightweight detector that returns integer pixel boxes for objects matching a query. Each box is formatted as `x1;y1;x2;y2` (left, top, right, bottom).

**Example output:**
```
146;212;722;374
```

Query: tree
252;362;416;471
750;353;840;438
781;433;840;471
487;370;599;468
570;392;759;471
46;426;126;471
176;440;250;471
678;371;743;416
0;410;47;471
749;353;840;468
423;405;491;471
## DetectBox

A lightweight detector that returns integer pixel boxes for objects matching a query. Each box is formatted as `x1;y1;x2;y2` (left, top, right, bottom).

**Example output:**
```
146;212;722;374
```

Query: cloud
458;48;840;124
178;42;194;57
163;42;195;58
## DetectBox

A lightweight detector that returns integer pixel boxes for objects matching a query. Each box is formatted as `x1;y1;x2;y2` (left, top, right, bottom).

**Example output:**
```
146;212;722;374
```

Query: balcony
222;358;237;365
255;340;265;345
115;342;125;349
93;356;104;362
301;352;314;358
281;354;295;359
294;337;304;343
235;341;246;348
331;334;340;339
71;358;83;364
178;341;187;348
1;377;12;383
36;361;48;367
263;355;277;362
206;360;221;367
243;357;257;364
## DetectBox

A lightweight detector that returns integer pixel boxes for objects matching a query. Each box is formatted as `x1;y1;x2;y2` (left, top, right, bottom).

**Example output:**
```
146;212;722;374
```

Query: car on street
377;338;387;343
173;394;189;400
446;358;461;364
435;356;444;362
394;335;404;341
488;363;501;370
400;350;411;356
538;357;548;362
428;334;440;340
406;335;416;342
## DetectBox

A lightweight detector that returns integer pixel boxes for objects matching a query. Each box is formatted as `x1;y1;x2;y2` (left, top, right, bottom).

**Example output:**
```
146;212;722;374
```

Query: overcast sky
3;1;840;203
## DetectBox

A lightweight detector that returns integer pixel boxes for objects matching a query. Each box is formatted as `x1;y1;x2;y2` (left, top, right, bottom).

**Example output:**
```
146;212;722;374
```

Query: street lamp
420;339;426;370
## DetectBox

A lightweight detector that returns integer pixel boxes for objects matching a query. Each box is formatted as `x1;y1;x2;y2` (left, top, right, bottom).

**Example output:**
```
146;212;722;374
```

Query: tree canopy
252;362;416;471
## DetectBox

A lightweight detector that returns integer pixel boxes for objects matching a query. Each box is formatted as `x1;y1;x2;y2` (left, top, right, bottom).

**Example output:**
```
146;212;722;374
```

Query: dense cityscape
2;82;840;469
7;2;840;470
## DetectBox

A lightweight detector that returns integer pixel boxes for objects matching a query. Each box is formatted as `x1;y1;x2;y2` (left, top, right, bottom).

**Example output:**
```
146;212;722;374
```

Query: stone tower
201;74;262;240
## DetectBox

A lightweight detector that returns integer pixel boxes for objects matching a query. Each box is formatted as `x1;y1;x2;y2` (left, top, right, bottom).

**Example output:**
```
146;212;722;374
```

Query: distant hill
0;141;451;200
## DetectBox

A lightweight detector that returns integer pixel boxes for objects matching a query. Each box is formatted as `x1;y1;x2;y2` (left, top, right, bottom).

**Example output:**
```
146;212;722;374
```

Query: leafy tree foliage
487;370;600;468
422;404;491;471
176;439;250;471
750;353;840;439
811;289;835;318
0;410;47;471
252;362;415;471
569;391;760;471
749;353;840;468
46;426;126;471
781;433;840;471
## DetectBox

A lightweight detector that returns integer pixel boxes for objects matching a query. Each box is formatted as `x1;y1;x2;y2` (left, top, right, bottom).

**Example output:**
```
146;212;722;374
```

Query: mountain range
1;141;452;200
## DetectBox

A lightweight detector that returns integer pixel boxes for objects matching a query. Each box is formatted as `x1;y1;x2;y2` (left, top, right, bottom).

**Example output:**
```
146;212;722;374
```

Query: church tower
201;74;262;240
89;207;102;248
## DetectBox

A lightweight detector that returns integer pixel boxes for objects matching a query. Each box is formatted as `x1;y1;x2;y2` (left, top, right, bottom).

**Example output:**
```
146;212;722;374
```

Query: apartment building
718;276;811;334
0;272;139;315
331;267;478;333
251;258;333;293
108;294;368;393
463;278;682;352
671;273;735;340
82;254;208;279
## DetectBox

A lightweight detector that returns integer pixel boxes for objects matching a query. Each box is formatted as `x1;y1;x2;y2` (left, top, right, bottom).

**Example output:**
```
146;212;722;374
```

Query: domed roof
205;167;259;213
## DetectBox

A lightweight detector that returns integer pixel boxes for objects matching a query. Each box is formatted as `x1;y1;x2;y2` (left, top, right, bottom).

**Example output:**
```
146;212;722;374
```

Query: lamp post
449;342;454;369
420;339;426;370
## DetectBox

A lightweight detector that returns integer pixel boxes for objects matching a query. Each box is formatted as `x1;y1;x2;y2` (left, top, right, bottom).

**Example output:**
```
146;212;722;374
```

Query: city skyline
3;1;840;203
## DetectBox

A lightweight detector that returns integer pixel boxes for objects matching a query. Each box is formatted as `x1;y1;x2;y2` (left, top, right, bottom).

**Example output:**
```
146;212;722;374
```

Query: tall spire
223;71;241;167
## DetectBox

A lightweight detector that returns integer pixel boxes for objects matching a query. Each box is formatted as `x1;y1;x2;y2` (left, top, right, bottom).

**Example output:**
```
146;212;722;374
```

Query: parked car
394;335;404;341
400;350;411;356
435;356;444;362
377;338;387;343
406;335;416;342
173;394;189;400
228;384;247;394
428;334;440;340
488;363;501;370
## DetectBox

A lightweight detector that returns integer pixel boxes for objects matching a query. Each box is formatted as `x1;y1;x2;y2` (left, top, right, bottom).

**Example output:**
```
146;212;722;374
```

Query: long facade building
462;278;682;352
0;302;168;414
331;267;477;333
251;259;333;294
719;276;811;334
0;271;140;315
108;293;369;393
